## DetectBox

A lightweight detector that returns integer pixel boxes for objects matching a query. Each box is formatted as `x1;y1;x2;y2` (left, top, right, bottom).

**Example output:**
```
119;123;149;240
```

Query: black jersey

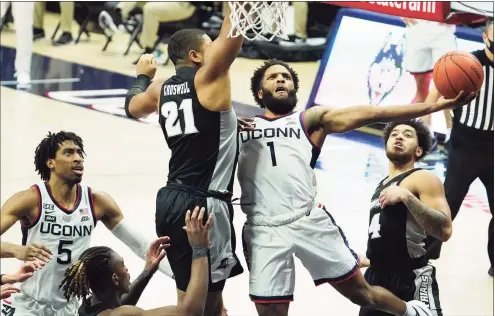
158;67;238;192
366;168;427;271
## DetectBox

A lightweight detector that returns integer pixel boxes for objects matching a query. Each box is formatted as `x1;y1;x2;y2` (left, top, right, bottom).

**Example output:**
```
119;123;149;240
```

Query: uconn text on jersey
240;127;301;143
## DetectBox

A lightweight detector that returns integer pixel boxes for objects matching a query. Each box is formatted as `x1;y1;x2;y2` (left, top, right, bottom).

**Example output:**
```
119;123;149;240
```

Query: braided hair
34;131;85;181
59;246;115;303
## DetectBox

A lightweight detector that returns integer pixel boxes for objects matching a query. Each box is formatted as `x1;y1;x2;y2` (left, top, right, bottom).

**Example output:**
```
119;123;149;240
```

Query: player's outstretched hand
16;243;52;263
10;260;45;283
145;237;171;274
136;53;157;79
436;90;477;110
238;117;255;131
184;206;213;248
0;284;20;299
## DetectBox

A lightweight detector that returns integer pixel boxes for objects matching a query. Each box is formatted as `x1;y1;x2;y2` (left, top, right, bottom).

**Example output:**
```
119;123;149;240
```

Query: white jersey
237;112;320;223
20;182;96;304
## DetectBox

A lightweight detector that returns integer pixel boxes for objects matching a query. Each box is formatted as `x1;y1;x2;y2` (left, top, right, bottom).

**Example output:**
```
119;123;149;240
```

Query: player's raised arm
120;237;170;306
75;207;211;316
197;5;244;82
125;54;165;120
303;91;476;134
1;187;52;262
115;208;211;316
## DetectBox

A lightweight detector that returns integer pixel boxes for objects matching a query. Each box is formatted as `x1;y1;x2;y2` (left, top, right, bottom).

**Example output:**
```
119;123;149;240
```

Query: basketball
433;51;484;99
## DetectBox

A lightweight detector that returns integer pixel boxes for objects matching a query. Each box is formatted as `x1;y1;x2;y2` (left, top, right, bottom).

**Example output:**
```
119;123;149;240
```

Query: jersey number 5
161;98;199;137
57;240;73;264
368;213;381;239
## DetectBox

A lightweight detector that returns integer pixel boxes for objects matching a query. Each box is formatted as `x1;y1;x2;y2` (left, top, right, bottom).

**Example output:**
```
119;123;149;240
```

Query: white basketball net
228;1;289;41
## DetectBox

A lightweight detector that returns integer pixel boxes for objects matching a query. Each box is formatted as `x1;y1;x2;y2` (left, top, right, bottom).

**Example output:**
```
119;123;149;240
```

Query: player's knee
255;303;289;316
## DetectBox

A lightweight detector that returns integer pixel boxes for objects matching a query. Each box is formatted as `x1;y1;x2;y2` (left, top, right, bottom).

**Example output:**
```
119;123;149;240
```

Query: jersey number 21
161;99;199;137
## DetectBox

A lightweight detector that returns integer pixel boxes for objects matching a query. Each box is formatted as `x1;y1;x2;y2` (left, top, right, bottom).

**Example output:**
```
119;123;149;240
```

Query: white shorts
405;23;457;74
241;204;359;302
1;292;79;316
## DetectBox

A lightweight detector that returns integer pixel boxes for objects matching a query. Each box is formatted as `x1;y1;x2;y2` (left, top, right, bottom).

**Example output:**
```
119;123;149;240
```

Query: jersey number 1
161;98;199;137
266;141;277;166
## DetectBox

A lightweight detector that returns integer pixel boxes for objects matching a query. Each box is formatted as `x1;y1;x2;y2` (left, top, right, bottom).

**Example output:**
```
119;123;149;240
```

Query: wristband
191;245;208;260
124;74;152;119
134;74;151;90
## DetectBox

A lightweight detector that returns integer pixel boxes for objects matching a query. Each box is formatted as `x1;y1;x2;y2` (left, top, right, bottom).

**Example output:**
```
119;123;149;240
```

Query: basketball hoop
227;1;289;41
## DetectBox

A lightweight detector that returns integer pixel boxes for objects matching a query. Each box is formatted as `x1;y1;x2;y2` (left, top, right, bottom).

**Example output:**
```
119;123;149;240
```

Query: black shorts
155;183;244;292
359;264;442;316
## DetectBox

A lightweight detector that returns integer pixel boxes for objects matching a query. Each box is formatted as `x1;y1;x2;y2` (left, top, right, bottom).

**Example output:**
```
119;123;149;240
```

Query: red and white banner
328;1;451;22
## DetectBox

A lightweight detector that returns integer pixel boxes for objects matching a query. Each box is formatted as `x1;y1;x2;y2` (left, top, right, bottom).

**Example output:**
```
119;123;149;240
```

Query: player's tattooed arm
402;194;452;242
402;171;452;242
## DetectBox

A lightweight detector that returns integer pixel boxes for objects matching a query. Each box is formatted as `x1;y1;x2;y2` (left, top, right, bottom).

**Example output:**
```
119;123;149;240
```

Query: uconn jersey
237;112;320;220
238;112;359;301
367;169;427;271
20;182;96;304
159;66;238;192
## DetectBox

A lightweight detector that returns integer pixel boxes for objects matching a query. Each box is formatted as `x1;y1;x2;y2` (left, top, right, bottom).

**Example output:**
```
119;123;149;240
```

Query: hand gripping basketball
435;90;477;111
433;51;484;99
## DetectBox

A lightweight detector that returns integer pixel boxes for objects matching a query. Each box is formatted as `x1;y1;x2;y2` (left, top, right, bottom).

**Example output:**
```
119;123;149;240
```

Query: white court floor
1;86;493;316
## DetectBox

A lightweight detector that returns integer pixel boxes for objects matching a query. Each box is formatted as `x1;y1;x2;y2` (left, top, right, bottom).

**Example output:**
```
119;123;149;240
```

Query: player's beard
385;147;415;165
262;88;298;115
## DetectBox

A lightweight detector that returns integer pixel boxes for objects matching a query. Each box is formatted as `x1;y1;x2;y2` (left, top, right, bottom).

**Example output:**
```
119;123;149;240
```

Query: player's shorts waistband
369;256;428;273
166;181;233;203
246;208;310;226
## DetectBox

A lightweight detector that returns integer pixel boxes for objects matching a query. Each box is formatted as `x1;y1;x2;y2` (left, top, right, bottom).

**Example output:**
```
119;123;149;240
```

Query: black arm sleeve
124;74;152;119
